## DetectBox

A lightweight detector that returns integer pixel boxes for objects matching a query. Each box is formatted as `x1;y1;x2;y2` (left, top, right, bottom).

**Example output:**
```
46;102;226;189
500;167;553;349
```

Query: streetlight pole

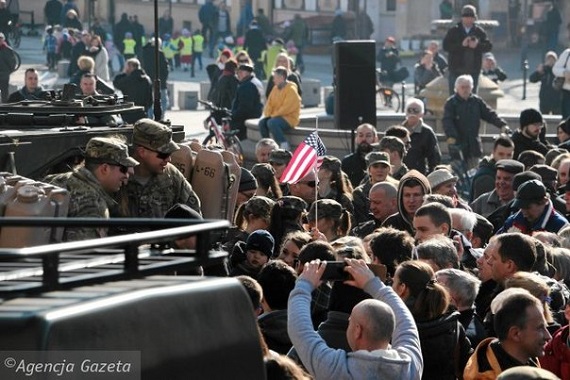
153;0;163;121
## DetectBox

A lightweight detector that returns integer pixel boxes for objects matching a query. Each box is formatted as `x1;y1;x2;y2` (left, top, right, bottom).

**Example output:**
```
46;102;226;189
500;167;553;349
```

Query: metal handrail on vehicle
0;217;230;297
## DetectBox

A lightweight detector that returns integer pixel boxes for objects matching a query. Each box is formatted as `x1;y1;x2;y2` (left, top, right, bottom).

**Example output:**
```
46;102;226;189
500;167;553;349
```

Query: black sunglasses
299;181;317;188
406;107;421;114
107;163;129;174
145;147;171;160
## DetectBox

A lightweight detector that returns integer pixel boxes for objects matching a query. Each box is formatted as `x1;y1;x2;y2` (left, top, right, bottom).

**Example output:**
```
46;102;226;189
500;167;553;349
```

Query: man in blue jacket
288;258;423;379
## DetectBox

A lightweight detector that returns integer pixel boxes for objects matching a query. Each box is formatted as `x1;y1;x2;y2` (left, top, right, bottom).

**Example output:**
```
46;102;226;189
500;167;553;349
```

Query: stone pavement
10;35;549;144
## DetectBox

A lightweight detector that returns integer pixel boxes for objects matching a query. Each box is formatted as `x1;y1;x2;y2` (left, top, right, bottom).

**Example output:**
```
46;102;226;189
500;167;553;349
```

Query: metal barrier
0;217;230;297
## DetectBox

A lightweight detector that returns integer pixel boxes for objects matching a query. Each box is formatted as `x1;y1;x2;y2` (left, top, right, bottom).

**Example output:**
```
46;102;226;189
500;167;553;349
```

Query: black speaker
334;41;377;130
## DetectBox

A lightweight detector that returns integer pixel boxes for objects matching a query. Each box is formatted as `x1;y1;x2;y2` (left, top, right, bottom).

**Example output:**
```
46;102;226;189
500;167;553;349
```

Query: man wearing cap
377;36;408;84
258;66;301;150
481;53;507;84
427;168;466;209
352;151;395;225
269;149;292;181
0;30;15;103
401;97;441;176
470;159;524;218
498;180;568;235
470;135;514;202
231;63;263;140
48;136;138;241
486;171;542;233
378;135;408;180
443;4;492;95
118;118;201;218
529;164;567;215
511;108;551;160
341;123;378;188
443;74;510;168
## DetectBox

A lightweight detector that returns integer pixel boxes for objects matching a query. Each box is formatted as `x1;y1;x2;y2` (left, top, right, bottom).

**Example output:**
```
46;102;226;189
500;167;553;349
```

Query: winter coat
263;81;301;128
541;325;570;380
402;119;441;175
113;68;153;111
383;170;431;235
442;93;507;159
211;71;238;110
417;311;473;380
530;65;562;114
498;200;569;234
443;22;492;75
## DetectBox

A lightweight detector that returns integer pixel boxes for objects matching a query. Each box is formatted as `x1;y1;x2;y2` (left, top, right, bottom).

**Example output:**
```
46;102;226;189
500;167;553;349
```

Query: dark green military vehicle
0;94;185;179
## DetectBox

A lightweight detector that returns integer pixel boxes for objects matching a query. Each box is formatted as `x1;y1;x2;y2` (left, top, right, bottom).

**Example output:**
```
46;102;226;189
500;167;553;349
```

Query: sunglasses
144;147;171;160
108;163;129;174
406;107;421;114
299;181;317;188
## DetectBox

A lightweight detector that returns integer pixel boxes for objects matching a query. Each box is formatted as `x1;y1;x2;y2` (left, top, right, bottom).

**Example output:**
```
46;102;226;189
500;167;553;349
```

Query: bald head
369;182;398;222
347;299;395;351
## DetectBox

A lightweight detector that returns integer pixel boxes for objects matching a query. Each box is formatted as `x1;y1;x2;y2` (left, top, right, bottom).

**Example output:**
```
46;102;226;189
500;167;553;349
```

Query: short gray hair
455;74;473;89
436;268;481;309
405;97;424;114
449;208;477;232
416;237;459;270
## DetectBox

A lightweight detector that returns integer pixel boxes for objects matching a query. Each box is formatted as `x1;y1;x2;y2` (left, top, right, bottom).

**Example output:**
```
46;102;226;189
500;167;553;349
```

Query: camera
320;261;388;282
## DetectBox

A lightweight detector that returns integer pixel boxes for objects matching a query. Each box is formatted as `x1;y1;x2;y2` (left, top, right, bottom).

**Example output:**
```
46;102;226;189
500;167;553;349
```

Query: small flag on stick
280;131;327;184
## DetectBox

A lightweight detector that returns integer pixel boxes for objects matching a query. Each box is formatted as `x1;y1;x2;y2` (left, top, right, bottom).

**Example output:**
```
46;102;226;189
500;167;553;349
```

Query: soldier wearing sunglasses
118;118;202;219
48;136;139;241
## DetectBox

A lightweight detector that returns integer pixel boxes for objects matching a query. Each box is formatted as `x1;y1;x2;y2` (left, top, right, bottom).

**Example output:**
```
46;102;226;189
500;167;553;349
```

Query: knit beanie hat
519;108;543;129
558;118;570;135
239;168;257;192
246;230;275;258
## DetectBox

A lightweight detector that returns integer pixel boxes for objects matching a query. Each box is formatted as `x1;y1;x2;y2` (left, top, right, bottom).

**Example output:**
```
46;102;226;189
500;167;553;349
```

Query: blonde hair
77;55;95;71
504;271;553;323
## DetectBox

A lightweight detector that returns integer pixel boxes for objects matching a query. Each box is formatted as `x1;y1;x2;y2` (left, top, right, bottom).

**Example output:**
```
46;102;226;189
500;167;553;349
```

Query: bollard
522;59;529;100
400;81;406;113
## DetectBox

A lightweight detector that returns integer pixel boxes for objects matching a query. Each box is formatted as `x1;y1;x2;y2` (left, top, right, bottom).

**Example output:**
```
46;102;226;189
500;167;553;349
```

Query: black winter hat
246;230;275;258
519;108;543;129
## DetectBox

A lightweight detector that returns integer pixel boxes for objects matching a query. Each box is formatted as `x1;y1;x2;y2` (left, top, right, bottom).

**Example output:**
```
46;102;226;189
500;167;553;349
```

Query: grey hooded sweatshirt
288;277;423;380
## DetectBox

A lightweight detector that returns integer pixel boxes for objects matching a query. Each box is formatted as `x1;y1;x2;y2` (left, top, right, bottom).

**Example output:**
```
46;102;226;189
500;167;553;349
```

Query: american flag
280;131;327;184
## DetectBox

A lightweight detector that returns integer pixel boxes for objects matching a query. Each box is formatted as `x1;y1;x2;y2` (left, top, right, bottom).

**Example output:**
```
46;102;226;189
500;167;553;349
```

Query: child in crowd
123;31;136;60
43;27;58;70
192;29;204;71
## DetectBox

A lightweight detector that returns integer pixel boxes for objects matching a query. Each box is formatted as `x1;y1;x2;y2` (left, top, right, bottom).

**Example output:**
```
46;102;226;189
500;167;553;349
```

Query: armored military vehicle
0;93;185;179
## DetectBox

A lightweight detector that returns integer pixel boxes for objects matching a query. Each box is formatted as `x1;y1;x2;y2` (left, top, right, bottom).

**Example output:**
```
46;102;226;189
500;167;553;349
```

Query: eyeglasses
299;181;317;188
406;107;421;114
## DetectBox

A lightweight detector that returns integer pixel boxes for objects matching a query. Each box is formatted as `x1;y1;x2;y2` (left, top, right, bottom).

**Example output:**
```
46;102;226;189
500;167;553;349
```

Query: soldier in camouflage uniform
118;118;202;218
48;136;139;241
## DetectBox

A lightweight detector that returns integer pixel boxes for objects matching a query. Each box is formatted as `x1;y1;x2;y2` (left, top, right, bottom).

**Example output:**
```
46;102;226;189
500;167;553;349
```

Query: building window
387;0;396;12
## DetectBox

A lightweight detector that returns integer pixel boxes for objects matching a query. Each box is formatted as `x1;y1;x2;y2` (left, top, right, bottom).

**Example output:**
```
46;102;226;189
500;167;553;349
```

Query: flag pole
314;116;319;225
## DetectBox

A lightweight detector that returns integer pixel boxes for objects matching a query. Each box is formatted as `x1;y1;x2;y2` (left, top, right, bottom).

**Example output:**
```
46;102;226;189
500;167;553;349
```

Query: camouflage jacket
118;163;201;218
48;167;116;241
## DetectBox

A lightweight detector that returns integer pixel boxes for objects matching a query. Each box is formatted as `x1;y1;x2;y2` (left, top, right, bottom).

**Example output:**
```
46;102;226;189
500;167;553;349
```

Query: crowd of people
3;1;570;379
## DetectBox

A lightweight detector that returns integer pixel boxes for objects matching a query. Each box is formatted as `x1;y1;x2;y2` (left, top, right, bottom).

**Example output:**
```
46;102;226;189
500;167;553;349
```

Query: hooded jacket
463;337;540;379
382;170;431;235
288;277;423;380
